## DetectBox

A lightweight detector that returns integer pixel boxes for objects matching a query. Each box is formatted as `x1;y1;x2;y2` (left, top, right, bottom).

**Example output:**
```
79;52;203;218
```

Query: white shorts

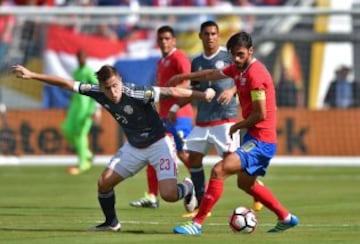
183;122;240;156
107;135;178;180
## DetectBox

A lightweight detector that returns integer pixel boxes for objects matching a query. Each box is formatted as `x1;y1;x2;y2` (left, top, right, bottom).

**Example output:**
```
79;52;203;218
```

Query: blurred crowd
0;0;286;7
1;0;289;65
8;0;356;110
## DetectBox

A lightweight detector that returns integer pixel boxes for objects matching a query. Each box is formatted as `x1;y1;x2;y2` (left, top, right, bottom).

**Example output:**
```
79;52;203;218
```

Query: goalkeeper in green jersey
62;49;101;175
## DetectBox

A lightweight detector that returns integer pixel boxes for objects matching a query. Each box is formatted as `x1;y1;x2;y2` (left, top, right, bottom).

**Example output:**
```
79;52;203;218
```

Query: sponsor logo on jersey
215;60;225;69
241;77;246;86
164;60;171;67
124;105;133;114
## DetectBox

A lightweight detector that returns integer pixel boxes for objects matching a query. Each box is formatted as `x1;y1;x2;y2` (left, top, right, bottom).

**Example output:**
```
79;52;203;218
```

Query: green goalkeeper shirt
68;65;98;123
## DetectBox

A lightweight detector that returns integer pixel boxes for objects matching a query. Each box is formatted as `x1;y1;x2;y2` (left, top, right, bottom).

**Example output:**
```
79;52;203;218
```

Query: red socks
193;179;224;225
146;165;158;196
250;180;289;220
193;178;289;224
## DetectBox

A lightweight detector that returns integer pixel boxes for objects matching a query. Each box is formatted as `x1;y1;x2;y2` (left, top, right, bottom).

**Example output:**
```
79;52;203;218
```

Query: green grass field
0;165;359;244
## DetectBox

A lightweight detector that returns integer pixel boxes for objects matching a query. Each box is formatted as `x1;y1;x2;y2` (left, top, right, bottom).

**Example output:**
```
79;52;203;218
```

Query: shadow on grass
0;227;173;235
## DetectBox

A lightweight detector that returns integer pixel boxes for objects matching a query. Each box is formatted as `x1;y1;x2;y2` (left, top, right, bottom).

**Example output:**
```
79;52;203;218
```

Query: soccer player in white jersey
12;64;215;232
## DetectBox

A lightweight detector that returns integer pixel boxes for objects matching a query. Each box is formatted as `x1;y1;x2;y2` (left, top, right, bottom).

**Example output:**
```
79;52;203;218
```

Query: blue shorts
235;133;277;177
163;117;193;151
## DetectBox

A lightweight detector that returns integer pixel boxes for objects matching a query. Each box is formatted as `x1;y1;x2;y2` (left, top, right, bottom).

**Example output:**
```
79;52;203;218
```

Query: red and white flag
44;25;126;78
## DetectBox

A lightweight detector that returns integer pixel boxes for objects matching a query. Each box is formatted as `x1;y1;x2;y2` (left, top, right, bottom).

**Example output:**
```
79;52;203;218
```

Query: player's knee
237;183;250;193
211;158;237;180
237;177;256;194
211;162;227;179
159;191;177;202
97;177;111;192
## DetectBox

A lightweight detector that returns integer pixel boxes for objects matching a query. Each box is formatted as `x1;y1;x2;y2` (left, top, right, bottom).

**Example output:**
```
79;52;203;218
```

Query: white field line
1;155;360;166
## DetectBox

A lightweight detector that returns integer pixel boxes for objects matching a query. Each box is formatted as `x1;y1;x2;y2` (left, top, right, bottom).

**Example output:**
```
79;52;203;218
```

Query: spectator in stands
251;0;286;6
13;0;53;5
207;0;240;45
0;0;16;73
352;80;360;107
97;23;119;42
276;67;299;107
138;0;151;5
324;65;354;109
232;0;256;33
96;0;141;40
14;0;47;63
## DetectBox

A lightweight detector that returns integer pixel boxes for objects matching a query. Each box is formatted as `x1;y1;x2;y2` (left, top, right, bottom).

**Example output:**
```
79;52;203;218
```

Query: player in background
12;64;215;232
170;31;299;235
167;21;263;218
62;49;101;175
130;25;194;209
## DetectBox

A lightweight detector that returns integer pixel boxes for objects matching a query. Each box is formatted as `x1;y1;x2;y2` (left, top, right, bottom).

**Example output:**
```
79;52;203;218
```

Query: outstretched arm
167;69;227;86
157;86;215;102
12;64;75;91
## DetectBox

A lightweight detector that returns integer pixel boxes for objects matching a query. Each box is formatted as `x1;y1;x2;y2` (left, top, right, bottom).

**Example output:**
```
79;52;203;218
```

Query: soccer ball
229;206;258;233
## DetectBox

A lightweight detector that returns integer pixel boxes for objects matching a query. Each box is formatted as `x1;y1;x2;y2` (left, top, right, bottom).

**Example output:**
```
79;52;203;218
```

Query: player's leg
253;179;264;211
61;112;81;175
90;142;148;232
89;167;124;232
183;126;208;206
180;151;208;218
130;118;192;208
76;116;93;172
187;152;205;203
236;134;299;232
149;136;196;210
173;152;240;235
61;97;80;148
129;133;173;209
64;115;93;175
129;165;159;208
146;165;158;198
238;173;298;232
61;113;76;147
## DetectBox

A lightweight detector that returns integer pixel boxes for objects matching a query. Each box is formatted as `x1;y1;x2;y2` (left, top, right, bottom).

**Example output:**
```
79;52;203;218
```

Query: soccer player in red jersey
130;26;194;209
170;31;299;235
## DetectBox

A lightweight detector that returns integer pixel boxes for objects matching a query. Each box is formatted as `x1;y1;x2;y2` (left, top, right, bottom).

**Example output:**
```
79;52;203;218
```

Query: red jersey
222;60;277;143
157;49;194;119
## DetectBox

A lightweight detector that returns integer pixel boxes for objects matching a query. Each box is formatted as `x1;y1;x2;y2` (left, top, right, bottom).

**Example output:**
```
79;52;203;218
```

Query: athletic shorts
235;133;277;177
107;135;178;180
183;122;240;156
163;117;193;151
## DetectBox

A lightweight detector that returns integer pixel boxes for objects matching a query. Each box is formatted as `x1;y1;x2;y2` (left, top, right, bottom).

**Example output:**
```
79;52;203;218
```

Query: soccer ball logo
229;206;258;233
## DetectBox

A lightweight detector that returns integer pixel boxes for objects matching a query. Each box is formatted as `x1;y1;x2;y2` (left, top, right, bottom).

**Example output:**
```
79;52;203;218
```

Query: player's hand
12;64;33;79
229;123;239;139
205;88;216;102
167;111;177;125
217;89;234;105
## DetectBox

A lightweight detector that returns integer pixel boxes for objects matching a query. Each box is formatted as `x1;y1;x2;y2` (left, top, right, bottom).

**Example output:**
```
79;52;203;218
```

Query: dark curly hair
226;31;253;52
